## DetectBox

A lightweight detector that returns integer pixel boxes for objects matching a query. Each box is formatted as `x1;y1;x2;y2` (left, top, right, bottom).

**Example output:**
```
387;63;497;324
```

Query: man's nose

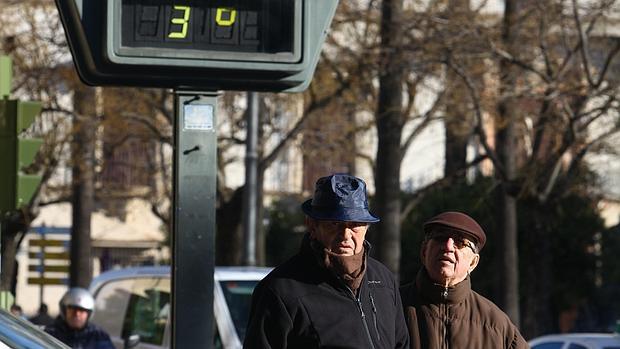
339;225;353;239
440;237;457;251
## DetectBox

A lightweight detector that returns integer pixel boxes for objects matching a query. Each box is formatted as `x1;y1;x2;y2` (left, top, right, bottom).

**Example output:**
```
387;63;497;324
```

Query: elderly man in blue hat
244;174;409;349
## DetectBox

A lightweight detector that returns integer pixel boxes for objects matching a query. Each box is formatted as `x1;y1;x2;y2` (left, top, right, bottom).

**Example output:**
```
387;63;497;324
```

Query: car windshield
0;310;68;349
219;280;259;342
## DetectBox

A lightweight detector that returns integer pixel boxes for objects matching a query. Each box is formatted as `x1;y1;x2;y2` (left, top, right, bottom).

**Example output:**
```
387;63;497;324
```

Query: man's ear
420;240;428;262
469;253;480;272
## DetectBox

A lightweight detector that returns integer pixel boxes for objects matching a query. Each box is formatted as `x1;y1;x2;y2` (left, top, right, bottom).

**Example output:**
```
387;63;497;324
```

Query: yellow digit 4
168;5;191;39
216;7;237;26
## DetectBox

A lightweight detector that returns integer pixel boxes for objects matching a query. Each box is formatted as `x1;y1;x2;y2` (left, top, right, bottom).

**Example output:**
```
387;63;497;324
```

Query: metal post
171;91;217;349
39;228;45;309
242;92;258;266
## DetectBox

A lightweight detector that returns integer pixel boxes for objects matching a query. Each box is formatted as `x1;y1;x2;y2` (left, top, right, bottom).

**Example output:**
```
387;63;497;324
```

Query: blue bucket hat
301;174;380;223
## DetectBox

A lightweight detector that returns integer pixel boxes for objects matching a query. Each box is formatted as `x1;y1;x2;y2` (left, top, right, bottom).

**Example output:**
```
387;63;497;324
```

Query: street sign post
172;92;217;348
54;1;339;347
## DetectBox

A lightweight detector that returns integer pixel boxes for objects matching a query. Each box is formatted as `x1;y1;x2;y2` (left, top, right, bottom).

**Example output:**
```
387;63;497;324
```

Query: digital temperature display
56;0;338;91
112;0;301;63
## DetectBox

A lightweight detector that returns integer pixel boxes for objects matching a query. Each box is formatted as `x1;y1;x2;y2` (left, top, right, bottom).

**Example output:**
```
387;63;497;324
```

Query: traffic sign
27;277;69;286
29;239;70;248
28;251;70;260
28;231;70;287
55;0;339;91
28;265;70;273
32;226;71;235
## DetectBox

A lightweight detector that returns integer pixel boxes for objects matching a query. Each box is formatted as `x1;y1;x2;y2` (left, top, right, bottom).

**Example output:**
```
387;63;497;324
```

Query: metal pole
39;228;44;309
242;92;258;266
171;91;217;349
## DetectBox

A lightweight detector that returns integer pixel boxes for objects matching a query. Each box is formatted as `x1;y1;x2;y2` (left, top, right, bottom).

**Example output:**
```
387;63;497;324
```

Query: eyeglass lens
429;231;475;251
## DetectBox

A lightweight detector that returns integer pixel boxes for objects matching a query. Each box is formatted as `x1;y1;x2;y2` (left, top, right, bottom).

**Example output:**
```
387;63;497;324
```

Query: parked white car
529;333;620;349
88;266;271;349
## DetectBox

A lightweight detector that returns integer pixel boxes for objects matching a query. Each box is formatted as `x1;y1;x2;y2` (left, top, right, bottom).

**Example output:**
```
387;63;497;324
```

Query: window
219;280;260;342
121;277;170;345
91;279;134;337
532;343;564;349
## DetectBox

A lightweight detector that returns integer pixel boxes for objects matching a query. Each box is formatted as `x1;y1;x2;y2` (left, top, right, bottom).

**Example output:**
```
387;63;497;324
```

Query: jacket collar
300;233;370;295
416;268;471;304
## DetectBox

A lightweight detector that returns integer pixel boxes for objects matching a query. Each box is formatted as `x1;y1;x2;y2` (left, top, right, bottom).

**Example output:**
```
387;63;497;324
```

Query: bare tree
442;0;620;335
0;0;81;291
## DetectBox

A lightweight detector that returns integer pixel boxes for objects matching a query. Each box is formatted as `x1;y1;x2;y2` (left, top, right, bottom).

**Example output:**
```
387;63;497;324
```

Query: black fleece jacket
243;236;409;349
45;316;114;349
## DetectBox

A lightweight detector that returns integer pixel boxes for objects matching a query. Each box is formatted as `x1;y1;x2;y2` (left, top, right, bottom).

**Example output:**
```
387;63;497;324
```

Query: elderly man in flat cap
400;211;528;349
244;174;409;349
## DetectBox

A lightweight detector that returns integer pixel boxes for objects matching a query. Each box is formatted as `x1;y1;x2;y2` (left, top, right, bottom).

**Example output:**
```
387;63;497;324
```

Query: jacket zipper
369;292;381;342
349;287;376;349
355;296;376;349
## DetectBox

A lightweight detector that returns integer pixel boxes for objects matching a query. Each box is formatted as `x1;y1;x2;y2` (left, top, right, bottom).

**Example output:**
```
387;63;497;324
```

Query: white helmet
59;287;95;319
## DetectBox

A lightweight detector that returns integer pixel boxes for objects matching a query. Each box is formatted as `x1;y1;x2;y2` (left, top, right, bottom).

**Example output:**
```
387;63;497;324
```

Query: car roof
529;333;620;346
89;265;272;292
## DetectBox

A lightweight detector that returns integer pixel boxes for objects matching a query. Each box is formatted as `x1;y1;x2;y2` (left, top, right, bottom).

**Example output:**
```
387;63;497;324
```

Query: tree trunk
495;0;521;326
70;87;96;288
216;187;244;265
444;0;472;181
255;169;266;266
373;0;405;275
522;203;554;337
444;83;471;180
0;212;25;293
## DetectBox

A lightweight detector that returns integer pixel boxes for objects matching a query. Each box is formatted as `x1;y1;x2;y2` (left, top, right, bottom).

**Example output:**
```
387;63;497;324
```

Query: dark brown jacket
400;270;529;349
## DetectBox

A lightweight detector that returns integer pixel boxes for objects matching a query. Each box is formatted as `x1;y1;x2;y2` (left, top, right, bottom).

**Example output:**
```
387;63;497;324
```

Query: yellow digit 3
168;5;191;39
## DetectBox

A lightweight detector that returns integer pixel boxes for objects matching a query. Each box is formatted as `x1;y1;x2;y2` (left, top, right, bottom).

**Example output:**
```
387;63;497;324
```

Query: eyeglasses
426;229;478;253
320;221;369;233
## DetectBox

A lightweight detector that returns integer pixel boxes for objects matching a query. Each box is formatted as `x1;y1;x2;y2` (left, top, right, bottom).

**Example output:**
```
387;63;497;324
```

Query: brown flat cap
423;211;487;251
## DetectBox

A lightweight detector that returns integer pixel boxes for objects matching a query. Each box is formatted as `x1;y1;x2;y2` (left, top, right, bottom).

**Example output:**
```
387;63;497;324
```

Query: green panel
0;291;15;311
16;173;41;208
0;56;11;98
0;137;16;212
16;101;41;132
17;138;43;169
0;98;42;211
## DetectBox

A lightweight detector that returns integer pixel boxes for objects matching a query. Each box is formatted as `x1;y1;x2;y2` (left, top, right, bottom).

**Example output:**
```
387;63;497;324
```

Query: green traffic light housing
55;0;339;92
0;98;43;212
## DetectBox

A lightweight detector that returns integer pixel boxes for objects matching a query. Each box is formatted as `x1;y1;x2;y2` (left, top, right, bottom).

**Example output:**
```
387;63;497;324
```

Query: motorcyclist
45;287;114;349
